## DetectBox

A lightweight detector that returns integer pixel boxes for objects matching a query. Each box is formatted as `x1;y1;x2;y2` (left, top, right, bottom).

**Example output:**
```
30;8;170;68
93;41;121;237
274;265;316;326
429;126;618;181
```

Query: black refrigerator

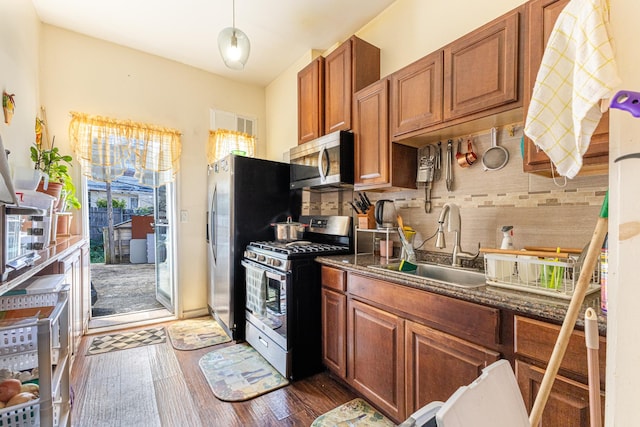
206;154;300;341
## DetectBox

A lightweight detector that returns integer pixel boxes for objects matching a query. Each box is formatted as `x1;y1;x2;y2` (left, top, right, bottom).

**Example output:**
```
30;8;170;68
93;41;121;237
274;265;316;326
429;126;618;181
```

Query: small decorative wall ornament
2;92;16;125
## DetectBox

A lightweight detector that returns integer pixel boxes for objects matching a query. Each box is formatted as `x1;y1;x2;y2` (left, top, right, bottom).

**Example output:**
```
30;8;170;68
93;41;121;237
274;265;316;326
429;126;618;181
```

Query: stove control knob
270;259;282;267
247;251;256;259
257;255;266;262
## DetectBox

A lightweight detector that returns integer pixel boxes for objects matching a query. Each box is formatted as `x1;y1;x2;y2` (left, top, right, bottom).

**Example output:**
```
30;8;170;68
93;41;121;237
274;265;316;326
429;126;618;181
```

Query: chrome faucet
435;203;480;267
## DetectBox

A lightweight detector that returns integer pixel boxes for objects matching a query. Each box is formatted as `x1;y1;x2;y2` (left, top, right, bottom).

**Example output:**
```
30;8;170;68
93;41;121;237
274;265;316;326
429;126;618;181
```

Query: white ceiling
31;0;396;87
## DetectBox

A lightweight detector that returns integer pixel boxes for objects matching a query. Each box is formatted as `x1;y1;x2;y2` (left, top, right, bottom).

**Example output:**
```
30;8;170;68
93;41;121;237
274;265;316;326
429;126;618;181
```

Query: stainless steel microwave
289;130;354;191
0;204;46;281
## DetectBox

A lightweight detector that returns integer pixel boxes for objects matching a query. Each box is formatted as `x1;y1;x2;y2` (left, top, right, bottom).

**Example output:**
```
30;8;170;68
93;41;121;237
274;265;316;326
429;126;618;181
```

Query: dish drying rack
483;252;601;300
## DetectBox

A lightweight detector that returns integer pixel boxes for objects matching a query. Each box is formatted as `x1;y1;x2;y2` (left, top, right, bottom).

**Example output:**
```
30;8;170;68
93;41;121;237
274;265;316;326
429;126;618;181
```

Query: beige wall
265;49;323;162
38;25;266;317
0;1;40;170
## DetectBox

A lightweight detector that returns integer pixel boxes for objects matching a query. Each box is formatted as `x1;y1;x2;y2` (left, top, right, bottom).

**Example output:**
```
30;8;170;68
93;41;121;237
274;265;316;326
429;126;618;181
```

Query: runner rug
167;317;231;351
198;343;289;402
311;398;396;427
86;327;166;355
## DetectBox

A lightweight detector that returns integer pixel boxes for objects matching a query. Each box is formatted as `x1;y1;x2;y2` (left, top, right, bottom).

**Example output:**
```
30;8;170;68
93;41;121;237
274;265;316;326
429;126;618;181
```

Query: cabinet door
516;360;604;427
523;0;608;174
353;79;389;187
390;51;443;138
321;288;347;378
348;298;405;422
325;41;352;135
405;320;500;415
325;36;381;135
80;242;91;335
60;250;82;356
443;9;520;121
298;57;325;144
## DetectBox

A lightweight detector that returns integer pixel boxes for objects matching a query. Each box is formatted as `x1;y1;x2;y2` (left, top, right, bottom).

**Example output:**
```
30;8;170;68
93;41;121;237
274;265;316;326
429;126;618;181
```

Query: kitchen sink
368;262;487;288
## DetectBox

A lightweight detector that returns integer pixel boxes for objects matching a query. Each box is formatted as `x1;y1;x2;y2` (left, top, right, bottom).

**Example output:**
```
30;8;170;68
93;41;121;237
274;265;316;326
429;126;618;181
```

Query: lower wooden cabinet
405;320;500;415
347;298;406;421
320;267;607;425
59;249;83;356
321;288;347;378
321;267;502;424
514;316;606;427
516;360;604;427
80;241;91;340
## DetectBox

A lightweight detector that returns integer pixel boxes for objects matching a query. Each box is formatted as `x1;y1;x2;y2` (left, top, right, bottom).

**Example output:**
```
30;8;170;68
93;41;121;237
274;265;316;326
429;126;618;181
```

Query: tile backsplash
303;125;608;253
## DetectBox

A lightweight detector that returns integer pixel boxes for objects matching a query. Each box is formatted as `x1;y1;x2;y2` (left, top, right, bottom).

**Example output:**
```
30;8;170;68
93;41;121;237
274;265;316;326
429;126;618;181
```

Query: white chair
400;359;529;427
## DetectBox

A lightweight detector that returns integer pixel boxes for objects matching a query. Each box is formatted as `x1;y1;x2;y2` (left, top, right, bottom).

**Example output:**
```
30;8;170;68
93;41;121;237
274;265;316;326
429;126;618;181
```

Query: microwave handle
317;146;329;181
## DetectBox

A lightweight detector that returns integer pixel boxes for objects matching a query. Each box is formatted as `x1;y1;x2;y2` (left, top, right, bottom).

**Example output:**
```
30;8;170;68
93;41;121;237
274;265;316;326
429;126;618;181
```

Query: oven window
266;277;286;314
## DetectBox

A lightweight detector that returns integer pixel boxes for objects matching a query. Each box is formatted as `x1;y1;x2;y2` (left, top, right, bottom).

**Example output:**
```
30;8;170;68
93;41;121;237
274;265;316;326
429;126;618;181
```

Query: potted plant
31;139;79;206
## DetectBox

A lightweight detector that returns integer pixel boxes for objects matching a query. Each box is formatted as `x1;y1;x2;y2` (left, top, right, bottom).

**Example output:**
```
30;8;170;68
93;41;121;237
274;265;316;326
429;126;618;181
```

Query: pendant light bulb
218;0;250;70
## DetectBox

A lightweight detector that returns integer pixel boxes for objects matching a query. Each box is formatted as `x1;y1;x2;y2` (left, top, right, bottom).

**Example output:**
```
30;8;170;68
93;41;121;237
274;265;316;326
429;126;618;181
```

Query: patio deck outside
90;262;163;316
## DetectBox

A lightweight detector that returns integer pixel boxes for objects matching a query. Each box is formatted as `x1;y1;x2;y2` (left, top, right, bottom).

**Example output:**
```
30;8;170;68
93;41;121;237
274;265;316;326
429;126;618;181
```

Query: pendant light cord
232;0;236;29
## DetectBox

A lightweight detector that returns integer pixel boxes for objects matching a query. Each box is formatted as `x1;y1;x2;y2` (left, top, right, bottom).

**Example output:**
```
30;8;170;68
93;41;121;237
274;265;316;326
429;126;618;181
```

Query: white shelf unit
0;289;70;427
355;227;397;262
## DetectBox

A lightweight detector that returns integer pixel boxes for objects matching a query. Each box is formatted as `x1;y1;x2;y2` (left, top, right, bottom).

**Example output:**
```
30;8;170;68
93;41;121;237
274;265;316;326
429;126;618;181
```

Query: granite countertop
316;253;607;335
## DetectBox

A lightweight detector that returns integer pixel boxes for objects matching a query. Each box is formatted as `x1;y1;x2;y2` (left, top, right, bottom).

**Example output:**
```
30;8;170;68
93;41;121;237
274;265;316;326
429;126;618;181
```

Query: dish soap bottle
500;226;514;250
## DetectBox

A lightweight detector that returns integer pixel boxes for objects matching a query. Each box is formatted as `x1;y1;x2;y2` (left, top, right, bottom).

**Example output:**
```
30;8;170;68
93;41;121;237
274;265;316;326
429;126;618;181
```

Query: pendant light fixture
217;0;250;70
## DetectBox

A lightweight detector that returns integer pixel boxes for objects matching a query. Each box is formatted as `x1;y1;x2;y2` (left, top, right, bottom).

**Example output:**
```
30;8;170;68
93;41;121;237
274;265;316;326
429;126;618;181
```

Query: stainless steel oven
242;258;290;376
241;215;352;380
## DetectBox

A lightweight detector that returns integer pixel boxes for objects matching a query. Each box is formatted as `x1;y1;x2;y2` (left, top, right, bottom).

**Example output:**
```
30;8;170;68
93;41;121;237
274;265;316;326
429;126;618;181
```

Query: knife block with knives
353;192;375;229
357;208;376;229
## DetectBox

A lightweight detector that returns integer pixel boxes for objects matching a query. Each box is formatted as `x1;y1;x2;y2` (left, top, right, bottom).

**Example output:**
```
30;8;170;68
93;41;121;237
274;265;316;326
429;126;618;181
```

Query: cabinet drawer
321;266;346;292
348;273;500;348
514;316;606;387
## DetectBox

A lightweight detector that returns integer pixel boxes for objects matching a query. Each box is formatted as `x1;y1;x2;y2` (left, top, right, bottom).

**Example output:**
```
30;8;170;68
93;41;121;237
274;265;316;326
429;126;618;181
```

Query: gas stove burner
249;240;349;256
285;240;312;247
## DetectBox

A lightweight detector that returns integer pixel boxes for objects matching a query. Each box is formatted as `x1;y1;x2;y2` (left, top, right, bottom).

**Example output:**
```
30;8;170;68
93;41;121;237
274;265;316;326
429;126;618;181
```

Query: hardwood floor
70;321;358;426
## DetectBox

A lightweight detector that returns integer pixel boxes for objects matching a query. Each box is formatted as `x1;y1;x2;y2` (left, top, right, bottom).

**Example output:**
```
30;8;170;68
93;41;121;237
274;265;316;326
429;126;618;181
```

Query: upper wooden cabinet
353;79;390;187
353;79;417;191
523;0;609;175
298;57;324;145
297;36;379;145
325;36;380;135
443;8;521;121
389;51;444;138
389;7;523;142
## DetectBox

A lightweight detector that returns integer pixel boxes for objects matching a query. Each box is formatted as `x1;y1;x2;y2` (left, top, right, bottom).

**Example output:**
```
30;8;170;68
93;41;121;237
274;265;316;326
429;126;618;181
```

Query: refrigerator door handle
210;185;217;262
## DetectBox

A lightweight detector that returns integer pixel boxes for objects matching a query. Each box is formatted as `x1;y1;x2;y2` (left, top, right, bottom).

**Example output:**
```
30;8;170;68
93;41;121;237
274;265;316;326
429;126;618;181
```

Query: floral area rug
167;317;231;351
311;398;396;427
86;327;166;355
198;343;289;402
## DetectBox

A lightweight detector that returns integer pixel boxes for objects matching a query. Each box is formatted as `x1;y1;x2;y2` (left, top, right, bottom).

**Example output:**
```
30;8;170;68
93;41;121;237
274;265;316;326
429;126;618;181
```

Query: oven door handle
265;270;286;282
242;259;287;282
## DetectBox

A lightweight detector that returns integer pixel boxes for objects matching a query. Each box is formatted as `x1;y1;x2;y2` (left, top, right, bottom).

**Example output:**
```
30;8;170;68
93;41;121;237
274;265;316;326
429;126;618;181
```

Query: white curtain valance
68;112;181;187
207;129;255;163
